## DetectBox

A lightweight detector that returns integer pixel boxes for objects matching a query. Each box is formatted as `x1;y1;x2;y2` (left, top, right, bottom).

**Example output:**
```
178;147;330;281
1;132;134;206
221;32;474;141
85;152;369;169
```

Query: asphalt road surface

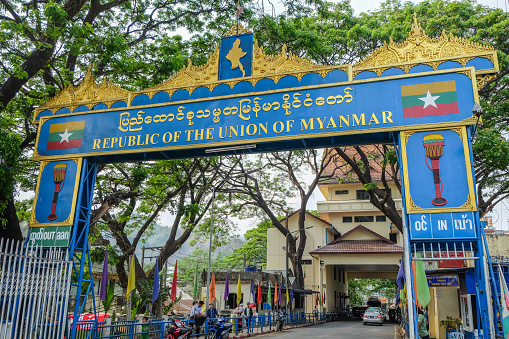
264;320;398;339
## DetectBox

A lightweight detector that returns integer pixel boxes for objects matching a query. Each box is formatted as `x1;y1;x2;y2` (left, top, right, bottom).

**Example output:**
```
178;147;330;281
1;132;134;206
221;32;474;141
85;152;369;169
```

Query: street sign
427;275;459;287
28;226;71;247
408;211;477;240
289;277;296;285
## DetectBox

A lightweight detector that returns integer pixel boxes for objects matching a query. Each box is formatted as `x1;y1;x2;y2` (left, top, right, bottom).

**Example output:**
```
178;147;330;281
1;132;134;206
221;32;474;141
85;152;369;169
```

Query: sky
347;0;508;14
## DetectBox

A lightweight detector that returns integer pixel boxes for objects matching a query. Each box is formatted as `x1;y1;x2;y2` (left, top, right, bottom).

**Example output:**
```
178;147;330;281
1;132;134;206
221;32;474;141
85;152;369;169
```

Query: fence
86;312;329;339
0;238;72;339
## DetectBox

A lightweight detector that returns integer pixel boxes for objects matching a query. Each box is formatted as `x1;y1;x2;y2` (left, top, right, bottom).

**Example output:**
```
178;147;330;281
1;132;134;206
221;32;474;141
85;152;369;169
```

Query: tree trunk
0;189;22;243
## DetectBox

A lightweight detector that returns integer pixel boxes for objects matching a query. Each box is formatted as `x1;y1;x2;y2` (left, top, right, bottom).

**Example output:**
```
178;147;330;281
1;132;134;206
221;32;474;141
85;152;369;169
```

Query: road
263;320;398;339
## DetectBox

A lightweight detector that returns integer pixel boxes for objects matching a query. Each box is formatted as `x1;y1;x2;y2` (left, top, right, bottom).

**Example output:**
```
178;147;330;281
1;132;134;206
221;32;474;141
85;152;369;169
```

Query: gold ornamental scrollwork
354;13;494;69
476;74;497;89
38;65;130;113
150;46;220;91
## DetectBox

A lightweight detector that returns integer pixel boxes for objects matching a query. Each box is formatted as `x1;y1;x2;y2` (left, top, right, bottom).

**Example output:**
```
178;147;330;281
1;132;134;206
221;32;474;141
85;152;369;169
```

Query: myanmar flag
401;81;459;118
46;121;85;150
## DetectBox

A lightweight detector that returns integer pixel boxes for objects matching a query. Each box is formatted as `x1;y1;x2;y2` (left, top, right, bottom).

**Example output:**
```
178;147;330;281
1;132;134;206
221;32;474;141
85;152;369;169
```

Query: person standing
192;301;206;336
234;303;244;333
244;302;253;333
417;308;430;339
206;303;219;326
141;316;149;339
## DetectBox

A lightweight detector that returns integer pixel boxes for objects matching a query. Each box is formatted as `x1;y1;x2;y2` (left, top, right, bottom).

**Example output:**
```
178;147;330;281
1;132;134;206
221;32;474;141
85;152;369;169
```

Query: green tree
219;150;339;289
0;0;262;240
348;278;397;307
217;219;274;269
254;0;509;229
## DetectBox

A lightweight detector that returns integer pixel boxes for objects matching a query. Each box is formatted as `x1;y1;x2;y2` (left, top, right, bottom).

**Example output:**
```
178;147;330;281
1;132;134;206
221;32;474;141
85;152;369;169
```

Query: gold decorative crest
252;41;323;76
355;13;494;69
39;65;129;113
223;23;251;37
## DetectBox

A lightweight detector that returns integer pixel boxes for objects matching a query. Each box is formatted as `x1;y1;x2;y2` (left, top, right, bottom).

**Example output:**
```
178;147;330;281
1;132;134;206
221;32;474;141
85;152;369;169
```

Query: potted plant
440;316;462;339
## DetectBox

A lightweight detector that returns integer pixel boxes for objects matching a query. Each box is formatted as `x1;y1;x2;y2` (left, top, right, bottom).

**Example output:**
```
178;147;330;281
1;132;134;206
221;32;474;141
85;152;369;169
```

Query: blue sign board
219;33;254;80
30;159;82;227
409;211;477;240
34;71;477;160
427;275;459;287
401;127;477;214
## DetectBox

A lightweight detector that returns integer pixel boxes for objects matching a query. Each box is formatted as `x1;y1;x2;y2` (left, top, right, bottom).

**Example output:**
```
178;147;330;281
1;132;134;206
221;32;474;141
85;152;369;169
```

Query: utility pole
141;246;165;317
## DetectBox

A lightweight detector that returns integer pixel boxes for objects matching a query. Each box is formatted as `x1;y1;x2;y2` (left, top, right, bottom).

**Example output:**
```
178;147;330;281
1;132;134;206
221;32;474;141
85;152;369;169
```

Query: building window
301;260;312;265
356;190;370;200
389;233;397;243
355;216;374;223
343;216;352;223
335;190;348;195
376;215;387;222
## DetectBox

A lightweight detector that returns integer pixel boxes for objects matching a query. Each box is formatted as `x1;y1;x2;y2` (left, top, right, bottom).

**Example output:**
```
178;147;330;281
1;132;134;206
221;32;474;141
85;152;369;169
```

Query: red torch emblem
423;134;447;206
48;163;67;221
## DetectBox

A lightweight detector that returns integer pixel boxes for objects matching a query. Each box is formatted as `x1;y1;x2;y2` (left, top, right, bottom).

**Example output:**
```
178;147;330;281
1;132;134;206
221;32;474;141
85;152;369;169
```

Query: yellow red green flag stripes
46;121;85;150
401;81;459;118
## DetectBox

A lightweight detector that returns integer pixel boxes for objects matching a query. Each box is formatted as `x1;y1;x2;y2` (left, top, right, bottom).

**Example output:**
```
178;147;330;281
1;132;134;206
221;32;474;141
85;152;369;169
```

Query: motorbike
205;318;233;339
275;313;285;331
167;318;193;339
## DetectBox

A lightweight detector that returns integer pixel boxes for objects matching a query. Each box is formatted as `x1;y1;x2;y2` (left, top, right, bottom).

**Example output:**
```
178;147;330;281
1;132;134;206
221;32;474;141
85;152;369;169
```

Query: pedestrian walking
244;302;253;333
417;308;430;339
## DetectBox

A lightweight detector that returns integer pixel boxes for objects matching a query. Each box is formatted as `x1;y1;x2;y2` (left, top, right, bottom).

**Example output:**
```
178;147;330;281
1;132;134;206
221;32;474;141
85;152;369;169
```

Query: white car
363;307;384;326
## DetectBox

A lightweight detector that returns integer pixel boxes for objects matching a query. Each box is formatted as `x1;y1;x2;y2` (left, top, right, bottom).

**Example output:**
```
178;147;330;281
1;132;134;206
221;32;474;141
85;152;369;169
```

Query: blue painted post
68;160;98;339
260;315;263;332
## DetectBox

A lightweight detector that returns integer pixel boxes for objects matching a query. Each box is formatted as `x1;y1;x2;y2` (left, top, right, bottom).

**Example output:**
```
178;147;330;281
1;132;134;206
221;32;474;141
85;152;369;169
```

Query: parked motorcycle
205;318;233;339
167;318;193;339
275;313;285;331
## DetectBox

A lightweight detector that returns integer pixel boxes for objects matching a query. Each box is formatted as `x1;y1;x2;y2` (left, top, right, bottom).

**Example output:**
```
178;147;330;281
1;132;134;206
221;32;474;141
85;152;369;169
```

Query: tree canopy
254;0;509;227
1;0;508;315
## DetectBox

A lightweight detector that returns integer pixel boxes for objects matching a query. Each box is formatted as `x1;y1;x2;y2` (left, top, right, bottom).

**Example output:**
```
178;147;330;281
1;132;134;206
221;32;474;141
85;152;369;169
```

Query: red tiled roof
309;225;403;254
309;240;403;254
331;224;392;244
319;146;400;184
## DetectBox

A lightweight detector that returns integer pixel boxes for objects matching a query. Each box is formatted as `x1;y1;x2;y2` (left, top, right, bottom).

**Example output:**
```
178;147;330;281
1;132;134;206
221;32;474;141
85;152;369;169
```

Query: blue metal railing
89;312;330;339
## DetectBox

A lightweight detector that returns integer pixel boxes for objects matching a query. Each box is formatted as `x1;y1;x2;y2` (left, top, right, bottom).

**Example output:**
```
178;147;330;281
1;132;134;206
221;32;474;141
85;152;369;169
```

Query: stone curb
231;321;327;339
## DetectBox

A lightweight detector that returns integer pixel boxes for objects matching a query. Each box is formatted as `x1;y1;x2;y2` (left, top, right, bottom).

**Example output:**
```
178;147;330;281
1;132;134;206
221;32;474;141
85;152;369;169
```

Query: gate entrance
22;15;500;339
